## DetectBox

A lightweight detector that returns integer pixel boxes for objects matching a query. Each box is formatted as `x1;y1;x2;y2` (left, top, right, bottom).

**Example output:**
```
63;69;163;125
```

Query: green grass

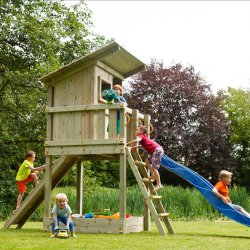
1;221;250;250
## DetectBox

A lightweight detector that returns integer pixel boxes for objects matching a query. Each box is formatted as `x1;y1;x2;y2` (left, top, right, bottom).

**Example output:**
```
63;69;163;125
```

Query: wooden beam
46;103;124;113
119;152;126;233
76;160;83;215
44;156;52;218
45;139;125;147
46;144;125;156
79;155;120;161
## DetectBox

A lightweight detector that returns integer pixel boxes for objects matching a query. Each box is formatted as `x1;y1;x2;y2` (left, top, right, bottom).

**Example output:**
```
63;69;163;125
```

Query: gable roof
40;42;146;84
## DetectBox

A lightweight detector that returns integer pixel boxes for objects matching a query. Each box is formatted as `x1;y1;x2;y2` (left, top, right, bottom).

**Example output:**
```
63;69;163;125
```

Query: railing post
76;160;83;215
144;113;151;231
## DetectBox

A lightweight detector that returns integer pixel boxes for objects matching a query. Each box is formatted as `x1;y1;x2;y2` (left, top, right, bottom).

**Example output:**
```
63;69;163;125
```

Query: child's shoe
72;234;77;238
50;234;55;238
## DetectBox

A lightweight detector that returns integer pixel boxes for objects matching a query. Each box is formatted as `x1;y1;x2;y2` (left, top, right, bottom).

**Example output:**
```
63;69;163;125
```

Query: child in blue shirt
51;193;77;237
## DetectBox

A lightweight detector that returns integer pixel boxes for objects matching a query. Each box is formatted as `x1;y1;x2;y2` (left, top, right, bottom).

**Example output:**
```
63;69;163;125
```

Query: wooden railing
46;104;151;145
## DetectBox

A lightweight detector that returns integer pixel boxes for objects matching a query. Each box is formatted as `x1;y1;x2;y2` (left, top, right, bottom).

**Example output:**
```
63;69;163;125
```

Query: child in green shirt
16;151;45;210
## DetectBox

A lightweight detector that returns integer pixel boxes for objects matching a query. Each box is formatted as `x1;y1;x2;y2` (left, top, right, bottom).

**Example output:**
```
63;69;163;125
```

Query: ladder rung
134;160;146;167
142;177;155;183
159;213;170;217
150;195;162;199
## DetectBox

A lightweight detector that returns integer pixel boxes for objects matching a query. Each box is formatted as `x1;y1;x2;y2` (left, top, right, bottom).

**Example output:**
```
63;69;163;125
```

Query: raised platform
43;216;144;234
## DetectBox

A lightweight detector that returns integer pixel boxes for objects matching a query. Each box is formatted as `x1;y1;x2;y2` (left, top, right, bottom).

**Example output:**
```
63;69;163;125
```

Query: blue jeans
52;215;74;231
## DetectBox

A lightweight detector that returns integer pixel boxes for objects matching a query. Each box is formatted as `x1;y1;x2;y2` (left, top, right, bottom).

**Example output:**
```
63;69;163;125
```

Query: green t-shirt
16;160;33;181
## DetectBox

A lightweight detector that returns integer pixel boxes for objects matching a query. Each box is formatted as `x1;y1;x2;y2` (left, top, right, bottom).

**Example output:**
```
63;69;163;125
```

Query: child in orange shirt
212;170;250;217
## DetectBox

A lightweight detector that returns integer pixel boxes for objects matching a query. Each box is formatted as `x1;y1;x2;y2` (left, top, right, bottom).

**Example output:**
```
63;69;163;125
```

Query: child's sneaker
72;234;77;238
50;234;55;238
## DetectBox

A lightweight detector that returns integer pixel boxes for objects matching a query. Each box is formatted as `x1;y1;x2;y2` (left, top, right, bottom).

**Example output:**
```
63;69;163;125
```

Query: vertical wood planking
60;78;68;140
81;67;90;140
52;82;60;141
109;110;117;138
67;74;76;140
126;113;133;144
120;107;126;139
74;70;83;140
46;86;53;142
132;109;139;141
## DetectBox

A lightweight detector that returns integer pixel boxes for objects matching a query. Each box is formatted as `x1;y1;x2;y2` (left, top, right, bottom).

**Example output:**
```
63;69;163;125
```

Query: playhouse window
101;80;111;92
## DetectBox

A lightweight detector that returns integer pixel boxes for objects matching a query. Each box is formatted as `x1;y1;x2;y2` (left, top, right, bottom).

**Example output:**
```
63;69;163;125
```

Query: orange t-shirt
214;180;230;202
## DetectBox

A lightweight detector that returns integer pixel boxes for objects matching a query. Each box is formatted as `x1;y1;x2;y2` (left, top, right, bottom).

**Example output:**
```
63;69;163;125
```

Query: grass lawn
1;220;250;250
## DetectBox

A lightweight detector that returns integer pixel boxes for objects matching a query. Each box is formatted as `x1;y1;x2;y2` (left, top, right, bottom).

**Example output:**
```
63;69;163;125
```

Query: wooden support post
144;114;151;231
120;106;127;232
76;160;83;214
44;156;52;217
119;153;126;233
44;85;54;218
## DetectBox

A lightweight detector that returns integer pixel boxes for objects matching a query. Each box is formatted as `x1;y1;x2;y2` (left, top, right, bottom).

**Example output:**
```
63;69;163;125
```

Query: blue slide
161;154;250;227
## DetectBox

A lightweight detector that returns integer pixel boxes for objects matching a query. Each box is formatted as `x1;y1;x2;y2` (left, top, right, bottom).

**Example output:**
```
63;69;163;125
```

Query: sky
66;1;250;93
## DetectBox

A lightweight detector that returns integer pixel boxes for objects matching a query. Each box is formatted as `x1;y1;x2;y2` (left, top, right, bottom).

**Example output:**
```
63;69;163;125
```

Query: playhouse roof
41;42;146;84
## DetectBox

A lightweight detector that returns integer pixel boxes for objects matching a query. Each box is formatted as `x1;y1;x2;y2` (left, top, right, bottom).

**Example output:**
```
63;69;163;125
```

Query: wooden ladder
126;147;174;236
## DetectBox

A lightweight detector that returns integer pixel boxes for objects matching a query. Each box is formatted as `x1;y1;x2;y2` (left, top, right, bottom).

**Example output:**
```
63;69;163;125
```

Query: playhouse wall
50;65;116;142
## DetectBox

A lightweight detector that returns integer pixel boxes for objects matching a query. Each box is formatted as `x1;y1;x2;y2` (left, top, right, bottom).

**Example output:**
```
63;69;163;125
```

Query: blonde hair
55;193;68;202
219;170;232;179
113;84;123;93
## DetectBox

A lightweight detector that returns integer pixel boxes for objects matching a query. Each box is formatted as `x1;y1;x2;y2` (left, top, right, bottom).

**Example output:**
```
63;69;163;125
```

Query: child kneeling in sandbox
51;193;77;238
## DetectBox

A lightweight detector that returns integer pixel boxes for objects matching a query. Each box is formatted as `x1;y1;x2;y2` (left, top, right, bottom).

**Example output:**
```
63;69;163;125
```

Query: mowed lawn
0;220;250;250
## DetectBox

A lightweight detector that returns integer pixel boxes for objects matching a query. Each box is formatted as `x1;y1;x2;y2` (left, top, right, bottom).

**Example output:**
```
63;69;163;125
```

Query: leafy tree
221;88;250;189
125;60;232;185
0;0;109;214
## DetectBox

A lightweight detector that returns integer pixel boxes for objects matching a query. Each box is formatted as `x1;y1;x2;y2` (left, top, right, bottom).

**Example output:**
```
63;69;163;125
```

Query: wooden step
142;177;155;183
150;195;162;199
134;160;146;168
159;213;170;217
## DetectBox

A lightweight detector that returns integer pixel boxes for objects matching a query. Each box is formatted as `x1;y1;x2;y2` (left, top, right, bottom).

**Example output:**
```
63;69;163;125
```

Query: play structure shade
161;154;250;227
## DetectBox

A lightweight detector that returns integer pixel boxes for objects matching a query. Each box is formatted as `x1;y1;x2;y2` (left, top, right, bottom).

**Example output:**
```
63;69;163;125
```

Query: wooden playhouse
4;42;174;236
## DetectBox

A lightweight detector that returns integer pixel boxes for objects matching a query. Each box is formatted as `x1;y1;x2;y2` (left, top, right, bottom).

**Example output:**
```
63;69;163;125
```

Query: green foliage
126;60;232;184
0;0;110;213
221;88;250;189
90;161;120;188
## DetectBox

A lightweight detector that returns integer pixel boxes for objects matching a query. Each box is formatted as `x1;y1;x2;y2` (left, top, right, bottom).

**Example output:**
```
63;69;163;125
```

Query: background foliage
0;0;109;212
125;60;233;185
0;0;249;221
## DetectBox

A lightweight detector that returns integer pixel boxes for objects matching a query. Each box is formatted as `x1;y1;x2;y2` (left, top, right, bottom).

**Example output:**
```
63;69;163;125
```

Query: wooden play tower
4;42;174;235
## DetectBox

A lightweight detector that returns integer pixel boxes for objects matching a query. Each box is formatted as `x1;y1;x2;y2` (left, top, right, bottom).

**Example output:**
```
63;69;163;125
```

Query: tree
0;0;109;213
125;60;232;185
221;88;250;189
